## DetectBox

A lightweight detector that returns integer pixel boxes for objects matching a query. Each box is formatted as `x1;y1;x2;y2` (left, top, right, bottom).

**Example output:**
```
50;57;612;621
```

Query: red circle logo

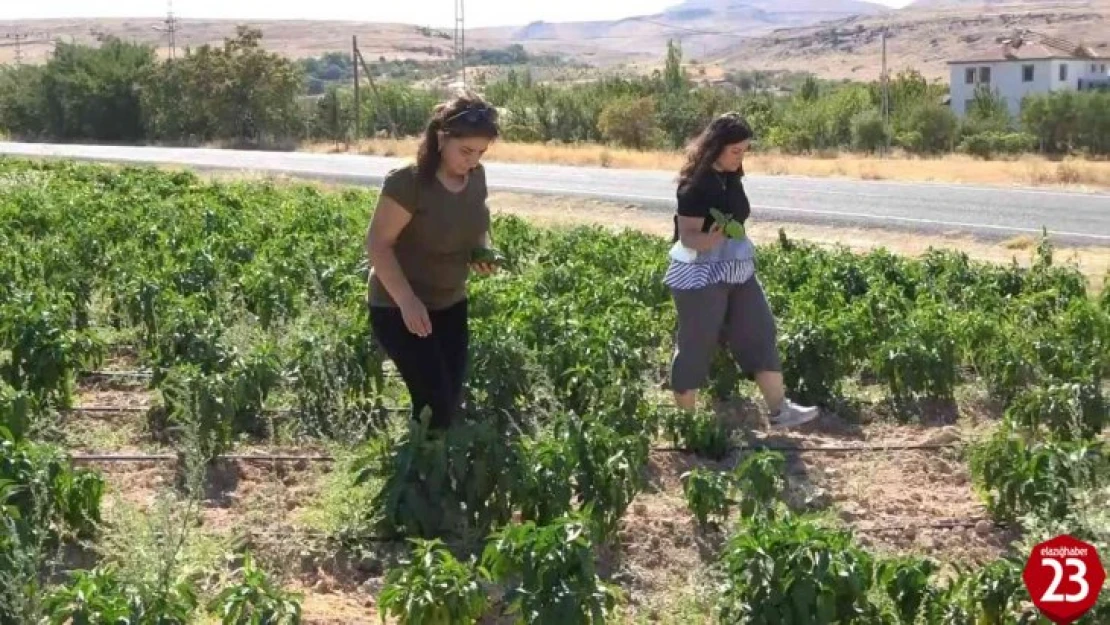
1023;535;1106;624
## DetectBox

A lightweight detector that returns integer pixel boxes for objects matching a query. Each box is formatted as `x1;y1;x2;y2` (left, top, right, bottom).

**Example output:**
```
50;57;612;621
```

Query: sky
1;0;915;29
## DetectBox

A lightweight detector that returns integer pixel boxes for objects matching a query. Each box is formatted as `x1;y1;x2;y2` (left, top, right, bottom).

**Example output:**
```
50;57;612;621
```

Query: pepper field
1;157;1107;624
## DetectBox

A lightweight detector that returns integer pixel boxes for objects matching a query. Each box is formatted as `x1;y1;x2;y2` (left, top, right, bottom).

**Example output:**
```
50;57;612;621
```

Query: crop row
2;158;1106;424
371;439;1109;624
1;383;304;624
6;381;1107;624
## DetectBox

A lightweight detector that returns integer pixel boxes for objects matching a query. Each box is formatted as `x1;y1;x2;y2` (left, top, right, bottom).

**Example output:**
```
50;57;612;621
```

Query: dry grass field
303;137;1110;190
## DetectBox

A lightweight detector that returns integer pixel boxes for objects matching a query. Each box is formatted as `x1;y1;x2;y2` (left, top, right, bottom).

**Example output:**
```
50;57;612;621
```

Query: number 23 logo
1041;558;1090;603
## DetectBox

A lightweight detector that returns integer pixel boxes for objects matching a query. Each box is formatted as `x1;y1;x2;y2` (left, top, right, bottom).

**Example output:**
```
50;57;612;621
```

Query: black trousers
369;298;469;429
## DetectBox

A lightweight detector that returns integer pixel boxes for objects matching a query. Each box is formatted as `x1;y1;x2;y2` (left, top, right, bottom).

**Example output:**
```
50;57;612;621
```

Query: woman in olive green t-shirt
365;94;501;430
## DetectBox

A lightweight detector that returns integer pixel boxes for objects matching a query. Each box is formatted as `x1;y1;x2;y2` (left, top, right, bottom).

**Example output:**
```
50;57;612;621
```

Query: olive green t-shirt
367;163;491;310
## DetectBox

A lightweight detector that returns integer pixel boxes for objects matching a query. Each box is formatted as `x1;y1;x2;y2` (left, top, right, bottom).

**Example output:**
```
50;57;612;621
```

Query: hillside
908;0;1080;6
468;0;891;63
0;18;457;65
711;0;1110;81
0;0;891;68
2;0;1107;82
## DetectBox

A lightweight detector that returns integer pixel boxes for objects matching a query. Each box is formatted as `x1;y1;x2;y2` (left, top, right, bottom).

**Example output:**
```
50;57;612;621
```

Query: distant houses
948;32;1109;118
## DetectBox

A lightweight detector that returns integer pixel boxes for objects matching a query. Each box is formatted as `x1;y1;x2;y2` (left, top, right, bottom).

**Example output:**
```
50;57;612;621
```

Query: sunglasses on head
445;105;495;126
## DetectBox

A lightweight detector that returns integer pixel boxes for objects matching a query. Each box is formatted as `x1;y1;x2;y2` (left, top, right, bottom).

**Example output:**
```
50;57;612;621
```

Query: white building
947;34;1109;118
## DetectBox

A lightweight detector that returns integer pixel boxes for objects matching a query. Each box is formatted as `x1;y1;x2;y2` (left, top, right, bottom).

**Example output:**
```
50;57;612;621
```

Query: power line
494;26;751;43
633;17;746;39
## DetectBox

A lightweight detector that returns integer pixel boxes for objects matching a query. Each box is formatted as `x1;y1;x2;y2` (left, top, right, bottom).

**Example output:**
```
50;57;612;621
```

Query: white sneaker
769;400;820;429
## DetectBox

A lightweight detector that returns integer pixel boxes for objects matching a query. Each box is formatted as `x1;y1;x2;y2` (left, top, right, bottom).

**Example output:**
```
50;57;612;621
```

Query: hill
0;0;891;68
0;18;457;65
468;0;891;63
908;0;1076;6
711;0;1110;81
1;0;1107;82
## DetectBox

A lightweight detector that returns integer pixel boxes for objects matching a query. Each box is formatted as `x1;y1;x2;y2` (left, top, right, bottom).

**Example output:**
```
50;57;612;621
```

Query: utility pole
353;43;397;138
2;32;49;66
7;34;28;66
454;0;466;88
881;28;890;157
353;36;361;144
151;0;179;59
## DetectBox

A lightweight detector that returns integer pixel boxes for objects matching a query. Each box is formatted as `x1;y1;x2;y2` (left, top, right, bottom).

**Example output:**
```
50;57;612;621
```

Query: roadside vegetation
1;29;1108;188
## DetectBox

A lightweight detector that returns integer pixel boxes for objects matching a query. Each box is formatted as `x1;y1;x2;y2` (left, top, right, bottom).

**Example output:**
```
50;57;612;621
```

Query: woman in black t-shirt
664;112;819;429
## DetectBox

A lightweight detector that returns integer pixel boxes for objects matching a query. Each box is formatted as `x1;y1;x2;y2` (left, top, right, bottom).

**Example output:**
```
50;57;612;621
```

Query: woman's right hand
677;215;725;253
399;296;432;337
704;223;726;250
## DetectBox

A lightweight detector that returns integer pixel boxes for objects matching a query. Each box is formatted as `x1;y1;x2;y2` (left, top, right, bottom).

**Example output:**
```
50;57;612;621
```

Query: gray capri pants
669;277;782;393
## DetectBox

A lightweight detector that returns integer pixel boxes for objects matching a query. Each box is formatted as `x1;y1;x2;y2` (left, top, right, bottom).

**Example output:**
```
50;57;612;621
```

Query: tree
0;66;47;138
773;84;871;152
963;85;1012;135
311;86;349;143
800;76;820;102
656;87;731;150
141;26;304;146
851;109;886;153
38;38;157;141
663;39;687;93
873;69;944;124
896;101;958;154
1022;91;1110;155
598;95;659;150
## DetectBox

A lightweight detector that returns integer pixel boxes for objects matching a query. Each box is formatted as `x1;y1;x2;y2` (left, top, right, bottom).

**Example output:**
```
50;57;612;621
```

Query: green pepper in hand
470;247;506;265
470;247;507;276
709;208;746;240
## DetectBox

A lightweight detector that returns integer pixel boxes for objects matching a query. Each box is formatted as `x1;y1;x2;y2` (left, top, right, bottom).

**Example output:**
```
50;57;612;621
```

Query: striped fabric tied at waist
663;257;756;290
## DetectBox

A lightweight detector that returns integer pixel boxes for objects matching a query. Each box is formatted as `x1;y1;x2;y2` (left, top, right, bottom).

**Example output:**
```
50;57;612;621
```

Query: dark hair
677;112;754;188
415;92;500;181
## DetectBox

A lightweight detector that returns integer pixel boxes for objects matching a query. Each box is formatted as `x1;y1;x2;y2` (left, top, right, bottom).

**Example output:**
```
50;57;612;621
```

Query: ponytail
415;115;444;182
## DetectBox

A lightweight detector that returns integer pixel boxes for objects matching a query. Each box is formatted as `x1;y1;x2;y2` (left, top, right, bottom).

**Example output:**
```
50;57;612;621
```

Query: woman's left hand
471;261;497;276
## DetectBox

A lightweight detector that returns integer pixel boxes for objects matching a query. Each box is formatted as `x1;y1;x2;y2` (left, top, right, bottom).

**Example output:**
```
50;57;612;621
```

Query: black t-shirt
672;169;751;242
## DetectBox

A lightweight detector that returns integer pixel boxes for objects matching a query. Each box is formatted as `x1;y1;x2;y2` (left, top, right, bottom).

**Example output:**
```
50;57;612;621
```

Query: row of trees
0;27;304;147
299;44;571;95
1;31;1107;157
332;40;1109;157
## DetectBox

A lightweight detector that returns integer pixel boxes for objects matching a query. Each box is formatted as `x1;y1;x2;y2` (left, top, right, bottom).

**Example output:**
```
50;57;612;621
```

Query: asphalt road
2;142;1108;245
